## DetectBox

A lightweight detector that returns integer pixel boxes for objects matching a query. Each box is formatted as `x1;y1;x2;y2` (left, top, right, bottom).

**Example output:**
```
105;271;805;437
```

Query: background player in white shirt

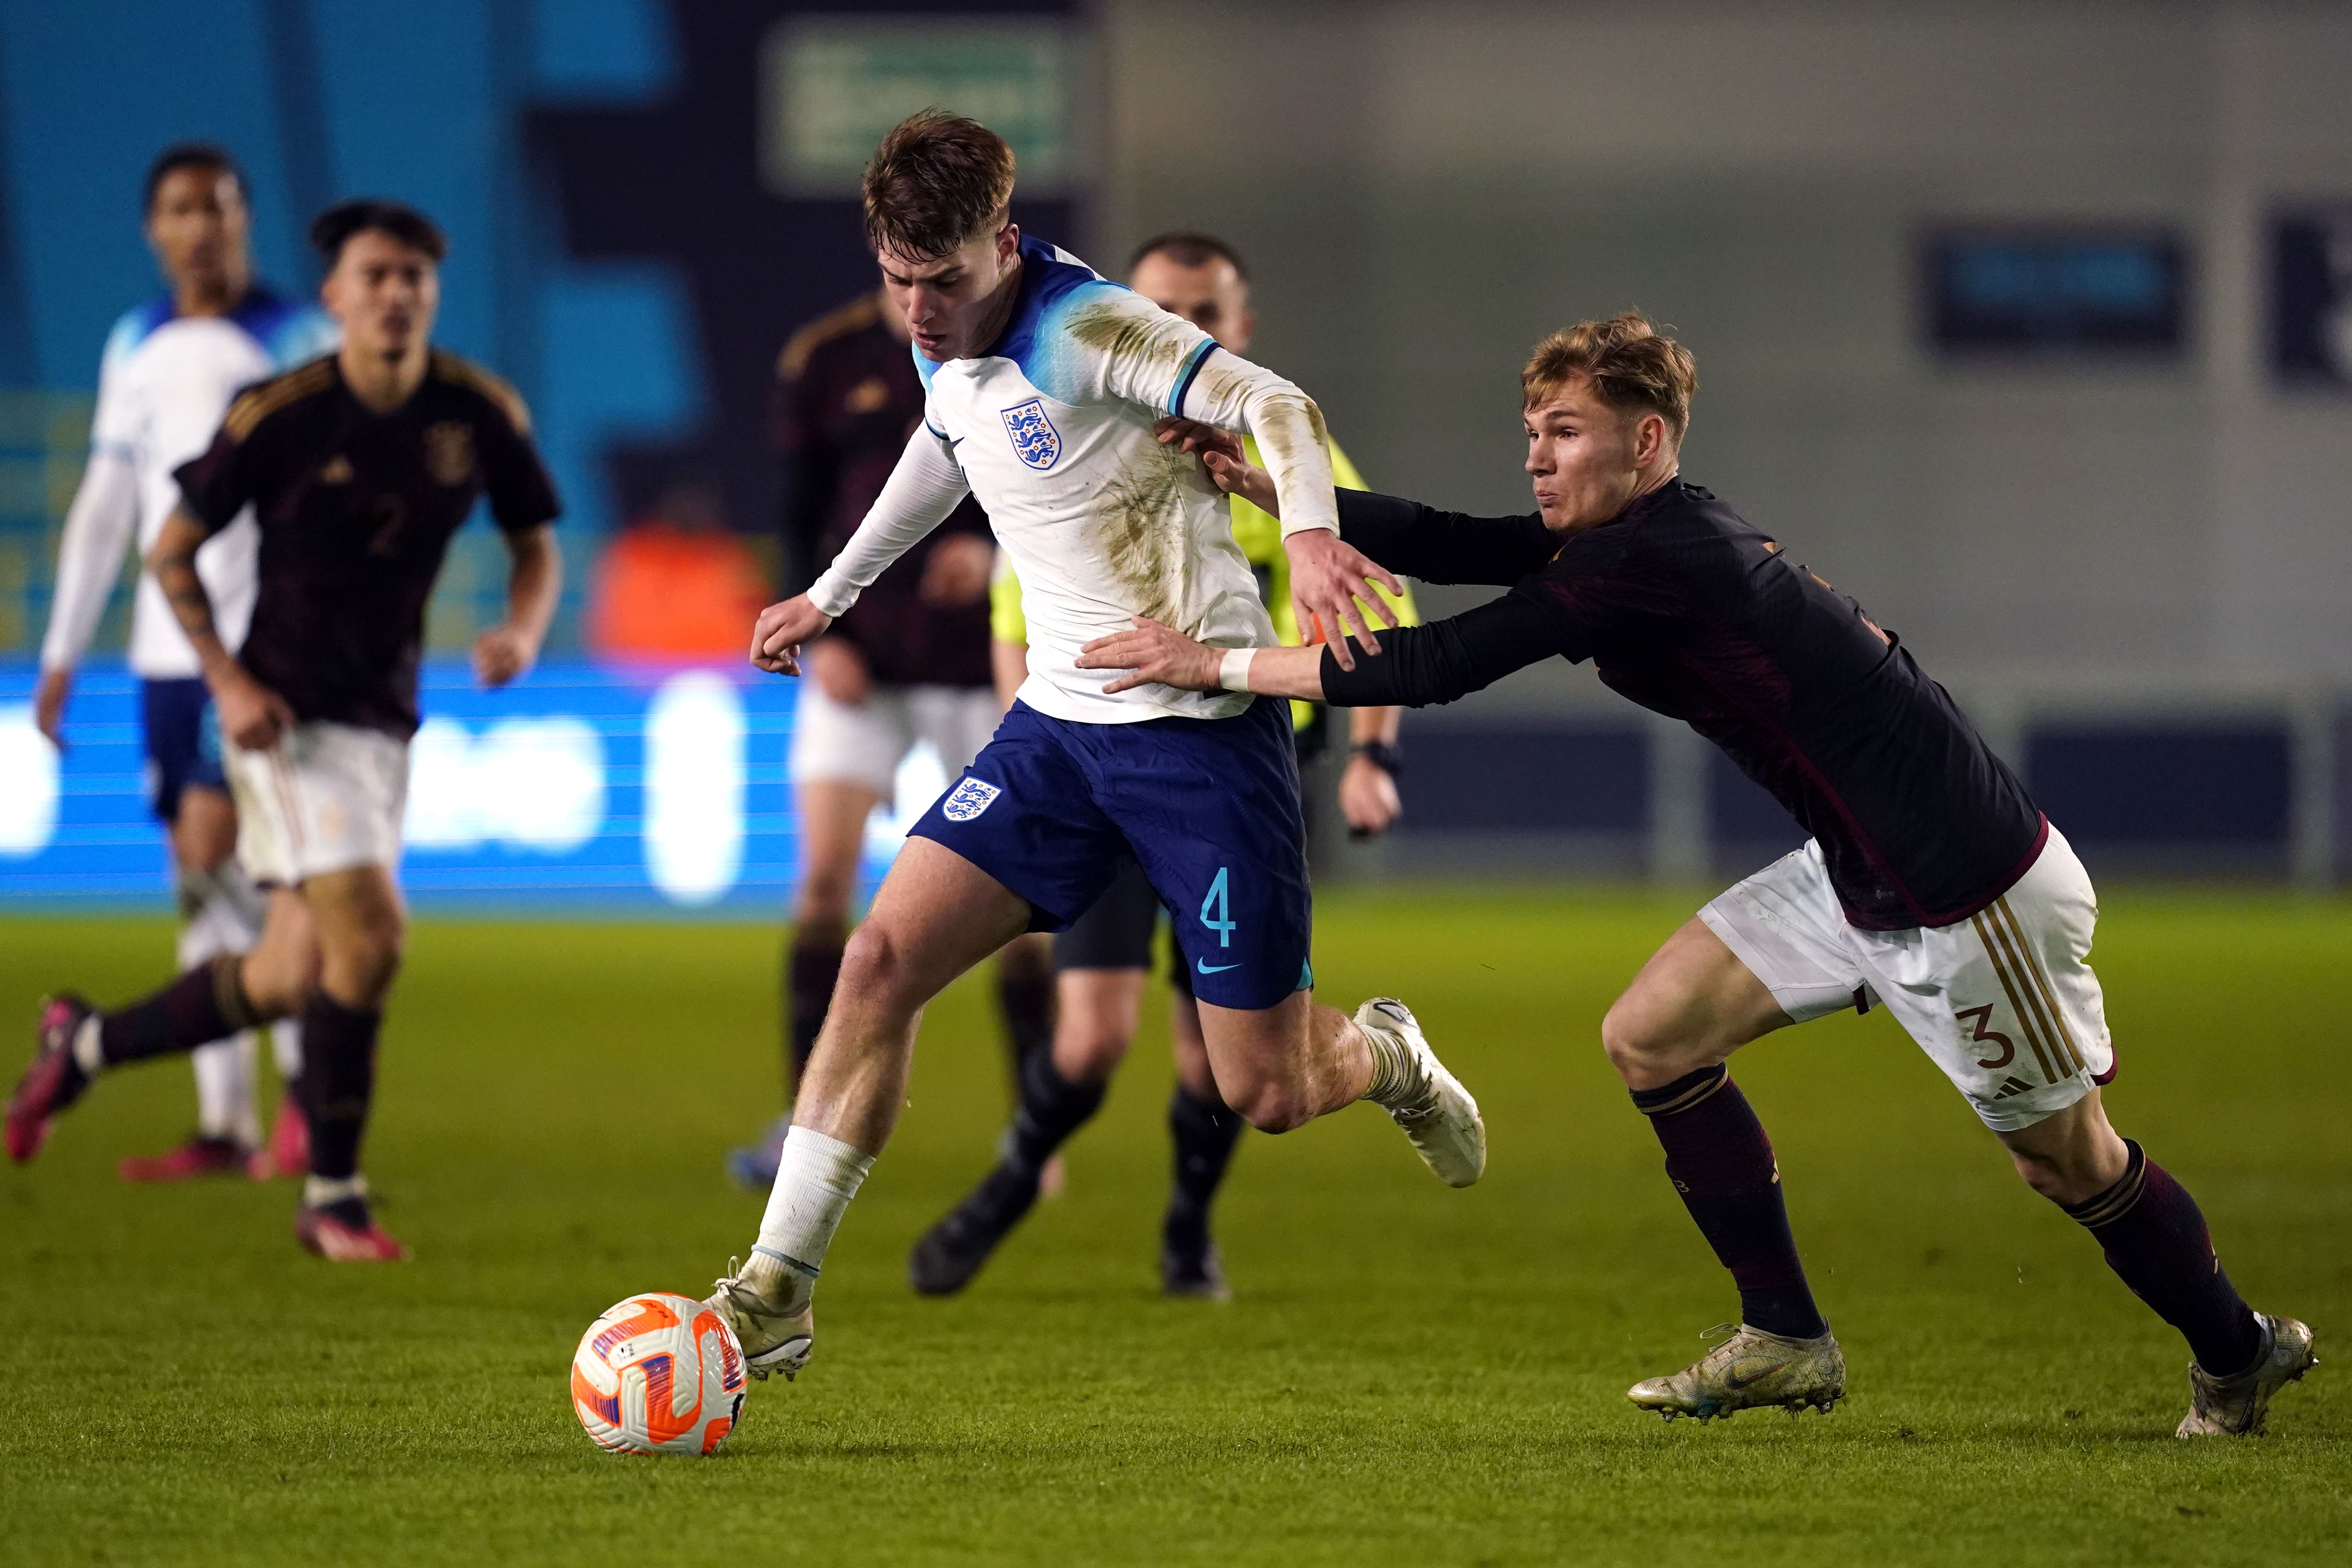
700;113;1484;1383
34;144;336;1181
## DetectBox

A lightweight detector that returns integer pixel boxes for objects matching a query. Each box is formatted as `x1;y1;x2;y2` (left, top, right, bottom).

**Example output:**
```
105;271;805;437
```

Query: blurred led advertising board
1925;228;2187;357
760;15;1083;197
0;661;954;911
2271;207;2352;388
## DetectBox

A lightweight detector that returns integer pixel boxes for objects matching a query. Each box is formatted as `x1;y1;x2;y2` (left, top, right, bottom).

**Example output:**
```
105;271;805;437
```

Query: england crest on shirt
1000;397;1061;470
941;776;1003;822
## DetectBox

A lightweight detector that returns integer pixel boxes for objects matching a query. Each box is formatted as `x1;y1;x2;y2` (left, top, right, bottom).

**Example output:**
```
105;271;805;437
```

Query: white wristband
1217;647;1257;693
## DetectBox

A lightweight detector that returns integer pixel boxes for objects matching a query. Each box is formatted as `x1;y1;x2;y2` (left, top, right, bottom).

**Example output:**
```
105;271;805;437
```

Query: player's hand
1076;616;1223;695
918;533;995;607
32;666;71;750
1284;529;1404;671
472;623;539;688
1153;419;1276;513
751;595;833;676
213;668;296;752
804;638;871;706
1339;753;1402;837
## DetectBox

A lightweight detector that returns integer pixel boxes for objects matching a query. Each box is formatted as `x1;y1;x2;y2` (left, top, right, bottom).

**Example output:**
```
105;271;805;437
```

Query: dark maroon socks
1633;1063;1828;1341
993;955;1056;1089
1007;1049;1107;1177
98;954;255;1067
2063;1139;2263;1377
1164;1084;1246;1252
784;927;846;1092
300;991;381;1192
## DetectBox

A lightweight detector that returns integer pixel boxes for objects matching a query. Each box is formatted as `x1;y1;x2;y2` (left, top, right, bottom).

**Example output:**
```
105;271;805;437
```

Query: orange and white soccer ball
570;1292;747;1455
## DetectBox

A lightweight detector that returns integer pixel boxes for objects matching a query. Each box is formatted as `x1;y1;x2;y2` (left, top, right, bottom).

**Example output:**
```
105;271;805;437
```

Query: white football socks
1357;1008;1428;1111
304;1173;368;1209
193;1033;262;1147
749;1127;874;1299
182;890;263;1147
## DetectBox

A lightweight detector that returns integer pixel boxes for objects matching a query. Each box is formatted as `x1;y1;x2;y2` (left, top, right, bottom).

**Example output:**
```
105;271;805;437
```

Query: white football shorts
1699;825;2114;1132
226;721;410;886
789;682;999;801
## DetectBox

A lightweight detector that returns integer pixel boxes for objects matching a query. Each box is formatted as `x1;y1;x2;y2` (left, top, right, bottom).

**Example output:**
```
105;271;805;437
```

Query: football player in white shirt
700;113;1484;1382
34;144;335;1182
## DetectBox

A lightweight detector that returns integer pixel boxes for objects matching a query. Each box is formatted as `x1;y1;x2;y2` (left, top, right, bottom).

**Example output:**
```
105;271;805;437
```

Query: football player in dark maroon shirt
8;201;563;1263
1082;314;2313;1438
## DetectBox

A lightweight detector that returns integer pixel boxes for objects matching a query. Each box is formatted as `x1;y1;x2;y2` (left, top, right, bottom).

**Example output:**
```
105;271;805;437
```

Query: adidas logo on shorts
1991;1076;2038;1099
941;778;1002;822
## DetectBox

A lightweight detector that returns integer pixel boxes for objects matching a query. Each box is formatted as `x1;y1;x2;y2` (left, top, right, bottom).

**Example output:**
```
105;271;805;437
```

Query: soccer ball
570;1292;747;1455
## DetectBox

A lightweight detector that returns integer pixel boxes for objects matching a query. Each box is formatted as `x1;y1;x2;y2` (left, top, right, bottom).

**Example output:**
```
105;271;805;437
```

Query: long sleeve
805;426;971;618
39;446;140;671
1335;489;1555;587
1067;287;1340;541
1177;353;1338;541
1318;588;1569;708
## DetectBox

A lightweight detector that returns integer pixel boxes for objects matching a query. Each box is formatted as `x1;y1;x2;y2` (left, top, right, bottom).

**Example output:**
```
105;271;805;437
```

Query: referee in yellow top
910;232;1414;1301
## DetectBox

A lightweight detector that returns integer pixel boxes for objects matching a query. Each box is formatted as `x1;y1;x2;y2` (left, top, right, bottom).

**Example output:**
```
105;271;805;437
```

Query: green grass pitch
2;887;2346;1566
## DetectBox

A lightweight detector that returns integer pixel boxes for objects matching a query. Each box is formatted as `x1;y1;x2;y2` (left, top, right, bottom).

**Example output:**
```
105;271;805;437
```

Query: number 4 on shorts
1199;866;1237;949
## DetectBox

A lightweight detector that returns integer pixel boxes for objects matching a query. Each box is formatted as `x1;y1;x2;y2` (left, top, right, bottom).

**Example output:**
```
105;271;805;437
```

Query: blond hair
1522;313;1697;439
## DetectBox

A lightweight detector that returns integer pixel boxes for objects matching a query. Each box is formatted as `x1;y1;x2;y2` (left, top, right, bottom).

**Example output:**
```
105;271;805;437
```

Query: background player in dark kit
8;200;562;1263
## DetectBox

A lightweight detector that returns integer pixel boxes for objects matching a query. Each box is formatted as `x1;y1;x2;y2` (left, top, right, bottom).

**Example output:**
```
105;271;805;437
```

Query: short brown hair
862;111;1016;261
1522;313;1697;439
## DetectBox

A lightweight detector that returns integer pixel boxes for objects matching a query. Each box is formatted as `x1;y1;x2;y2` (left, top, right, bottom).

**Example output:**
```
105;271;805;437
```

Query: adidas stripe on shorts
1698;823;2114;1132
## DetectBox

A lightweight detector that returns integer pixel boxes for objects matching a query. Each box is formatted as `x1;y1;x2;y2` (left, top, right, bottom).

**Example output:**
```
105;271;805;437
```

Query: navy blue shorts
907;698;1312;1011
141;677;228;823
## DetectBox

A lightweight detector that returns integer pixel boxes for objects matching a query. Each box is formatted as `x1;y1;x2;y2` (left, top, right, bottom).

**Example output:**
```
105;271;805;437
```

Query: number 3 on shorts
1200;866;1237;949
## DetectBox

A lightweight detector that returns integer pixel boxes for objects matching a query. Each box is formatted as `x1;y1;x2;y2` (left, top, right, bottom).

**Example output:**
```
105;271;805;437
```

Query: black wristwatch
1350;739;1403;778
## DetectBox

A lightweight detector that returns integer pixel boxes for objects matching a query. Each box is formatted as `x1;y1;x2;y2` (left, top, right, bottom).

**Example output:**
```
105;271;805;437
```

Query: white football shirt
810;238;1338;725
42;288;339;678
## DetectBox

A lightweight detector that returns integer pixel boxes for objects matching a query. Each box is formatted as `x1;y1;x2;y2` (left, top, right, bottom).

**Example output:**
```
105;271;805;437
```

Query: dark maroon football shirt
1323;479;2046;932
775;294;992;688
175;350;561;739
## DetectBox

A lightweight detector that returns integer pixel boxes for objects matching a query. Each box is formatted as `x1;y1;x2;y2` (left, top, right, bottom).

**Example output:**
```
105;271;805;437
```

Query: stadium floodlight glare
0;705;59;855
644;670;746;905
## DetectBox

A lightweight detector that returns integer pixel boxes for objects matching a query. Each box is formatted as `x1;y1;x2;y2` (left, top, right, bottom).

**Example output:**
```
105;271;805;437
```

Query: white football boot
705;1257;815;1382
2177;1314;2317;1437
1627;1323;1846;1422
1354;998;1485;1187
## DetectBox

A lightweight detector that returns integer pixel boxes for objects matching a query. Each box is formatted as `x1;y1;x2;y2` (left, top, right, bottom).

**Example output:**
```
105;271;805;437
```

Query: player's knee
1052;1022;1130;1083
836;920;920;1011
238;952;310;1020
2004;1139;2115;1207
2006;1145;2078;1204
1218;1067;1313;1134
1600;996;1672;1082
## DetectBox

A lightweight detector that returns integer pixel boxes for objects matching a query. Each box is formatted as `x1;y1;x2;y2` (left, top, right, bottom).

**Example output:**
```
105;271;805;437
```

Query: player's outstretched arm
1138;347;1401;669
1081;587;1569;711
35;445;141;748
1157;418;1550;588
476;524;561;688
1076;617;1326;700
146;506;294;750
